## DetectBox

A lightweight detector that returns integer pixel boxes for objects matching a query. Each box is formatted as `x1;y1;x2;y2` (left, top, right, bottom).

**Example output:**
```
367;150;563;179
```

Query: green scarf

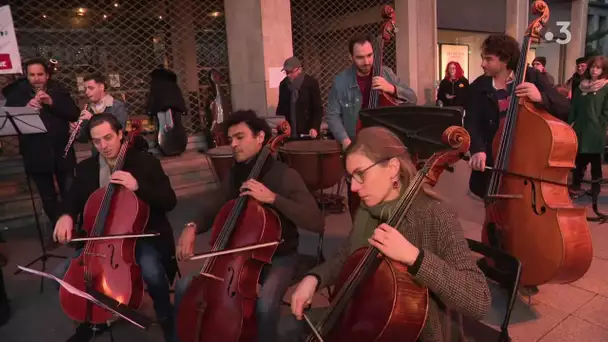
351;189;405;252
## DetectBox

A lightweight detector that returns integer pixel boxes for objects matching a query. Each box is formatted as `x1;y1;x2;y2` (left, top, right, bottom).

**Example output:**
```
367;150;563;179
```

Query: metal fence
1;0;230;156
290;0;396;106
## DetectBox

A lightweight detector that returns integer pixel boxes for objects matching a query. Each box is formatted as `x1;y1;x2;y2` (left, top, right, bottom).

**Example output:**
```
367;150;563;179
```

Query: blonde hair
346;126;442;200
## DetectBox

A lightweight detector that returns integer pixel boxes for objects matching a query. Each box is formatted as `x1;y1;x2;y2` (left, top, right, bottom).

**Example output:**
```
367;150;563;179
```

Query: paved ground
1;159;608;341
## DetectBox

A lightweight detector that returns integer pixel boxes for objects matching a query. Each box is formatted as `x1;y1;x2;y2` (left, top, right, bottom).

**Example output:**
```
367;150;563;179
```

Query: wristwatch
185;222;197;229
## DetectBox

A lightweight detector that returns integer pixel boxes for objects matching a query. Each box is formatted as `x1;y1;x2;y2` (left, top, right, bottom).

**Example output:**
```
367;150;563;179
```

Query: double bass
59;122;156;324
176;130;289;342
482;0;593;287
304;127;470;341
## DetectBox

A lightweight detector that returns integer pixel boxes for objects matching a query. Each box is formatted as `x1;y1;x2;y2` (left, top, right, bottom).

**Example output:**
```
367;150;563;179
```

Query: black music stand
0;106;66;293
358;105;465;160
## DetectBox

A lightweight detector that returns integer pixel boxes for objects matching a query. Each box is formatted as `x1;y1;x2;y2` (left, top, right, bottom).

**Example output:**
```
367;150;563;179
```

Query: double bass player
175;109;325;342
464;33;570;294
51;114;178;341
325;33;417;219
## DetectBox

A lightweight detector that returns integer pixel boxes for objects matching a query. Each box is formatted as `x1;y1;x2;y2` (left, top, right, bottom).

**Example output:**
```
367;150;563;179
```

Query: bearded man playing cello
52;114;178;341
175;109;325;342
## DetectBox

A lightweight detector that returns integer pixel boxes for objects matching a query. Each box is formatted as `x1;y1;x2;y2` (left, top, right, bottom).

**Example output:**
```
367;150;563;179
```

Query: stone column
394;0;438;105
224;0;293;117
505;0;529;44
564;0;589;79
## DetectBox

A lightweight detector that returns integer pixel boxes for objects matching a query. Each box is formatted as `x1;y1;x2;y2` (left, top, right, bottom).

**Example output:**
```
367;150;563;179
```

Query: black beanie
532;56;547;66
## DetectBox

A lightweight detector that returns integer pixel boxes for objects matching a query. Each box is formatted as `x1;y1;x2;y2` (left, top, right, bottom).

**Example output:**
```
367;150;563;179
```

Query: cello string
488;34;531;196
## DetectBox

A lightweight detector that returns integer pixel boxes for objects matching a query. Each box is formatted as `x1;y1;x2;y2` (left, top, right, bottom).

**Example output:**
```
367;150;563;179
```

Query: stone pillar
564;0;589;79
505;0;529;44
394;0;438;105
224;0;293;117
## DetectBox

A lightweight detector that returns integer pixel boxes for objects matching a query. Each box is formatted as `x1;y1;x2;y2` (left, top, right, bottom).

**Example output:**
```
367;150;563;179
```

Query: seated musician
288;127;491;341
52;114;178;342
175;109;325;342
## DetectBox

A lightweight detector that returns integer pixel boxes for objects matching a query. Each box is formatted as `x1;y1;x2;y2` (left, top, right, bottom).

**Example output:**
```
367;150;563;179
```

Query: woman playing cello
288;127;491;341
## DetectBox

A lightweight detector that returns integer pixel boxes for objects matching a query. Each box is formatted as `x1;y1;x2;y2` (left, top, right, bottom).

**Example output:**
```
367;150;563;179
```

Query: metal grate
290;0;396;107
1;0;231;156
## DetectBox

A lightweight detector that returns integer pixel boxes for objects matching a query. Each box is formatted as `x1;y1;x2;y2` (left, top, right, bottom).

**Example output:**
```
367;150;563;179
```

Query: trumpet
63;104;88;158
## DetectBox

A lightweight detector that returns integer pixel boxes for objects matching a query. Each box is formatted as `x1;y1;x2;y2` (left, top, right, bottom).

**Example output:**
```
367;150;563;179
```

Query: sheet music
1;107;47;135
17;265;146;329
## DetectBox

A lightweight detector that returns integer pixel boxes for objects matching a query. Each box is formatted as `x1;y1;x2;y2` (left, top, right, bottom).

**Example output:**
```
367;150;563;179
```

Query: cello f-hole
108;244;119;269
524;180;547;216
226;267;236;297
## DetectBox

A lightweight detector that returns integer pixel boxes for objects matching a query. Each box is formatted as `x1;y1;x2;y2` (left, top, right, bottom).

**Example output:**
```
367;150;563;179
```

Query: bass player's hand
469;152;486;171
53;215;74;244
291;275;318;320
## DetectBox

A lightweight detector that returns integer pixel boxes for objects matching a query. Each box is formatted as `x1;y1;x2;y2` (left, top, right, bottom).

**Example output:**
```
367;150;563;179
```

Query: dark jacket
464;67;570;198
3;79;80;173
276;74;324;136
194;152;324;256
568;84;608;154
437;77;469;108
60;148;178;282
146;68;187;115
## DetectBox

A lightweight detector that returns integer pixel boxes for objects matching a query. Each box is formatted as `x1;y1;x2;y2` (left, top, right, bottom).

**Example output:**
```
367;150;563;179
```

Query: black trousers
29;168;74;230
572;153;603;194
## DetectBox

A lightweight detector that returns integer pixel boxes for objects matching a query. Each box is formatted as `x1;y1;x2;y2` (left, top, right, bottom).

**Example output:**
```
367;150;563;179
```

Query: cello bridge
85;252;106;259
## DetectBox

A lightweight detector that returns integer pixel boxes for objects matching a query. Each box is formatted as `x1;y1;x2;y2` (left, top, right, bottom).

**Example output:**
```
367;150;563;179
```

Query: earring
392;180;399;189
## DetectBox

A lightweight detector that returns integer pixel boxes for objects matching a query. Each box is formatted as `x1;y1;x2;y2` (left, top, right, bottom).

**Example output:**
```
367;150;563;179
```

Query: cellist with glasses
287;127;491;341
51;114;178;342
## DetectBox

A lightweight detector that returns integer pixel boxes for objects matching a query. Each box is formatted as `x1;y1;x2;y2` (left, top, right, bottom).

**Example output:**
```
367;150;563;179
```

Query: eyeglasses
345;158;390;184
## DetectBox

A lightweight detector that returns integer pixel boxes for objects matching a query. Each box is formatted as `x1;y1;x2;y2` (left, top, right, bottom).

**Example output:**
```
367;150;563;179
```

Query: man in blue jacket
325;33;417;218
325;33;417;151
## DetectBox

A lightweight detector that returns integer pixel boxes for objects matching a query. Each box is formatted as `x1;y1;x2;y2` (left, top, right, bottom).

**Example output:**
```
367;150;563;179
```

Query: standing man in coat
276;57;324;138
3;58;80;245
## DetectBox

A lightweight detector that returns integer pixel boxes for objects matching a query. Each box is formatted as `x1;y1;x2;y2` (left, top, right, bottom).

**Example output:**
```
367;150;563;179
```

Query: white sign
268;67;285;89
0;5;22;75
439;44;469;80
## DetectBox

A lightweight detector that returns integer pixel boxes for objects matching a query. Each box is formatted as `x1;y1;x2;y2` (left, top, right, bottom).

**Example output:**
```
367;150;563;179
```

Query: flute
63;104;88;158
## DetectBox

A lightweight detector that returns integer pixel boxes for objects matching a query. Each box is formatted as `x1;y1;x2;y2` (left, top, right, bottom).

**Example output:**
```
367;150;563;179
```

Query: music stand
0;106;67;293
359;105;465;160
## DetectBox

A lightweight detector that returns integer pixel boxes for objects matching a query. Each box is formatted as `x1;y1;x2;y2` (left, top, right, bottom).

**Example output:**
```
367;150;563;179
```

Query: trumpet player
70;73;128;156
2;57;80;247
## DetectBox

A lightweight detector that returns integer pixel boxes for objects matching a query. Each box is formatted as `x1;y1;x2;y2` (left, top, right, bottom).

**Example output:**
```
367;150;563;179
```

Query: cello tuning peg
445;165;455;173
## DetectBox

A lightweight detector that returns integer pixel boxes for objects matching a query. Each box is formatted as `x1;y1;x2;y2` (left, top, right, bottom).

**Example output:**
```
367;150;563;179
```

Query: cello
482;0;593;287
203;69;230;149
59;121;155;324
176;130;289;342
304;126;470;342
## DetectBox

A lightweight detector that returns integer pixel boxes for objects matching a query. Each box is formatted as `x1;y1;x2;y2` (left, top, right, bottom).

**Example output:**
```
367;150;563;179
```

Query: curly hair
444;61;465;80
481;34;521;71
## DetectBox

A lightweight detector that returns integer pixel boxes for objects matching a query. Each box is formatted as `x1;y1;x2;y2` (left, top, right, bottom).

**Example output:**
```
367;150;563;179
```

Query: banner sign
0;5;22;74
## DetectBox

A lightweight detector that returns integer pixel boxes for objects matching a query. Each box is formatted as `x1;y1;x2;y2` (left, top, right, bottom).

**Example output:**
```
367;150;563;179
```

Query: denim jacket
326;65;417;142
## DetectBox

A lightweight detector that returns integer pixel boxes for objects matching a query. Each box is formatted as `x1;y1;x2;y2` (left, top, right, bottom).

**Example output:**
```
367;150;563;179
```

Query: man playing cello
325;33;417;219
175;109;325;342
52;114;178;341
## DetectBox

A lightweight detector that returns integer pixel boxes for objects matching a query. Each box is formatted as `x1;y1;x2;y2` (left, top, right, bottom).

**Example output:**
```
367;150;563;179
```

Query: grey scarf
99;154;112;188
288;73;305;136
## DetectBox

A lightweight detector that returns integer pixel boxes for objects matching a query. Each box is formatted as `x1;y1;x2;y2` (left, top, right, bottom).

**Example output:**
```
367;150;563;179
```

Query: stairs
0;135;219;230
